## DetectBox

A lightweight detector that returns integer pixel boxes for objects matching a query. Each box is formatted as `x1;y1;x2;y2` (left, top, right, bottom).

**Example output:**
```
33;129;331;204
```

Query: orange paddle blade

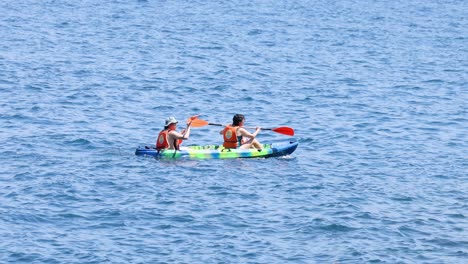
270;126;295;136
190;118;209;127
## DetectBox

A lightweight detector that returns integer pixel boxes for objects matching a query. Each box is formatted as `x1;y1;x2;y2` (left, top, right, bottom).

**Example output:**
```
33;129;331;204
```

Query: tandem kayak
135;140;298;159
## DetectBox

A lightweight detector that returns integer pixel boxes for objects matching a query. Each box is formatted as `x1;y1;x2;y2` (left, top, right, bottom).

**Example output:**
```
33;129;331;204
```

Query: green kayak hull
135;140;298;159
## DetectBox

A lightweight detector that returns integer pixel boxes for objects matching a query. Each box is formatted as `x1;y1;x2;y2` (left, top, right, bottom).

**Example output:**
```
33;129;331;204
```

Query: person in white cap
156;117;192;150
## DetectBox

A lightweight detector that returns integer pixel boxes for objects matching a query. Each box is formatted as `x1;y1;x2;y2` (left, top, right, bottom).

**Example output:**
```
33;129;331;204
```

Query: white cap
165;116;178;126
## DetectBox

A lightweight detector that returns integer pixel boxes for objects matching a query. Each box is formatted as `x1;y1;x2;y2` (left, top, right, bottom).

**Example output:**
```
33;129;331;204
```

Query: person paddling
220;114;262;150
156;117;192;150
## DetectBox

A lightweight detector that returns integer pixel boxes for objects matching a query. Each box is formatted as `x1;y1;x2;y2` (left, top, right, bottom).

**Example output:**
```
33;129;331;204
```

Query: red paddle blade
190;118;209;127
271;126;295;136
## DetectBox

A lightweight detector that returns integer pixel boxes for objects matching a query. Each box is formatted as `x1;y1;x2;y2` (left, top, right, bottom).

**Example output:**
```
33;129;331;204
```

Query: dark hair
232;114;245;126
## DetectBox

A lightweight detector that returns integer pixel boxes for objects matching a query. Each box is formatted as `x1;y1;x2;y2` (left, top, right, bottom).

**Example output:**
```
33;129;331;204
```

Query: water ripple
0;0;467;263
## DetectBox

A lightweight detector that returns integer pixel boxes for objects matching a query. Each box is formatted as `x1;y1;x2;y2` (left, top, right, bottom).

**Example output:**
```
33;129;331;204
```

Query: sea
0;0;466;263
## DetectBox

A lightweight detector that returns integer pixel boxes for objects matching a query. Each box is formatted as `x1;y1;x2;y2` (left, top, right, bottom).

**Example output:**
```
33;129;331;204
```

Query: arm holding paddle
173;118;192;140
237;126;263;150
178;115;198;139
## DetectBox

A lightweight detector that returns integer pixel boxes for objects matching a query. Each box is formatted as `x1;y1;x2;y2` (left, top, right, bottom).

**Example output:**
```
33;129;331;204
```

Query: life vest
223;126;240;148
156;129;181;150
156;130;170;150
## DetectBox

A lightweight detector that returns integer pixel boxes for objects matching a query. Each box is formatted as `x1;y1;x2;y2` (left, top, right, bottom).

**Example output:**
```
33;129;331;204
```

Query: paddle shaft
190;118;294;136
206;123;279;131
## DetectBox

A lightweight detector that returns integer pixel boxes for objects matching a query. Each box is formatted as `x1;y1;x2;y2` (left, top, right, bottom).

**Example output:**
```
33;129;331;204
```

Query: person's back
156;128;170;150
222;125;241;148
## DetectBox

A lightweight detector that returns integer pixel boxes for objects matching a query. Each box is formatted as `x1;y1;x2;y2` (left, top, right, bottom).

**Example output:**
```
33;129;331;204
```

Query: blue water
1;0;467;263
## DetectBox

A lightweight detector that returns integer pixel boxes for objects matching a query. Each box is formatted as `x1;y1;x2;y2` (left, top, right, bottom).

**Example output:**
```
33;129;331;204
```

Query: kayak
135;140;298;159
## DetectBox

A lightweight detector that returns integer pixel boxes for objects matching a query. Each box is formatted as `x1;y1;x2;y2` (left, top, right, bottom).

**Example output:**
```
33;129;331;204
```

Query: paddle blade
190;118;209;127
271;126;295;136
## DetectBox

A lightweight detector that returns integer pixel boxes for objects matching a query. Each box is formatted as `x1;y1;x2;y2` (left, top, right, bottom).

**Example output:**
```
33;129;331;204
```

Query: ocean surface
1;0;467;263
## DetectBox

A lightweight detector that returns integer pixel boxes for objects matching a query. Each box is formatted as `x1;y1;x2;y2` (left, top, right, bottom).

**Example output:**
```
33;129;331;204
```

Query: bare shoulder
237;127;249;134
168;130;181;137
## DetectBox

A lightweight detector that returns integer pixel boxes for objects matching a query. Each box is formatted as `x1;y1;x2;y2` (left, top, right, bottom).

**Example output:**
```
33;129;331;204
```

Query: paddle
190;118;295;136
